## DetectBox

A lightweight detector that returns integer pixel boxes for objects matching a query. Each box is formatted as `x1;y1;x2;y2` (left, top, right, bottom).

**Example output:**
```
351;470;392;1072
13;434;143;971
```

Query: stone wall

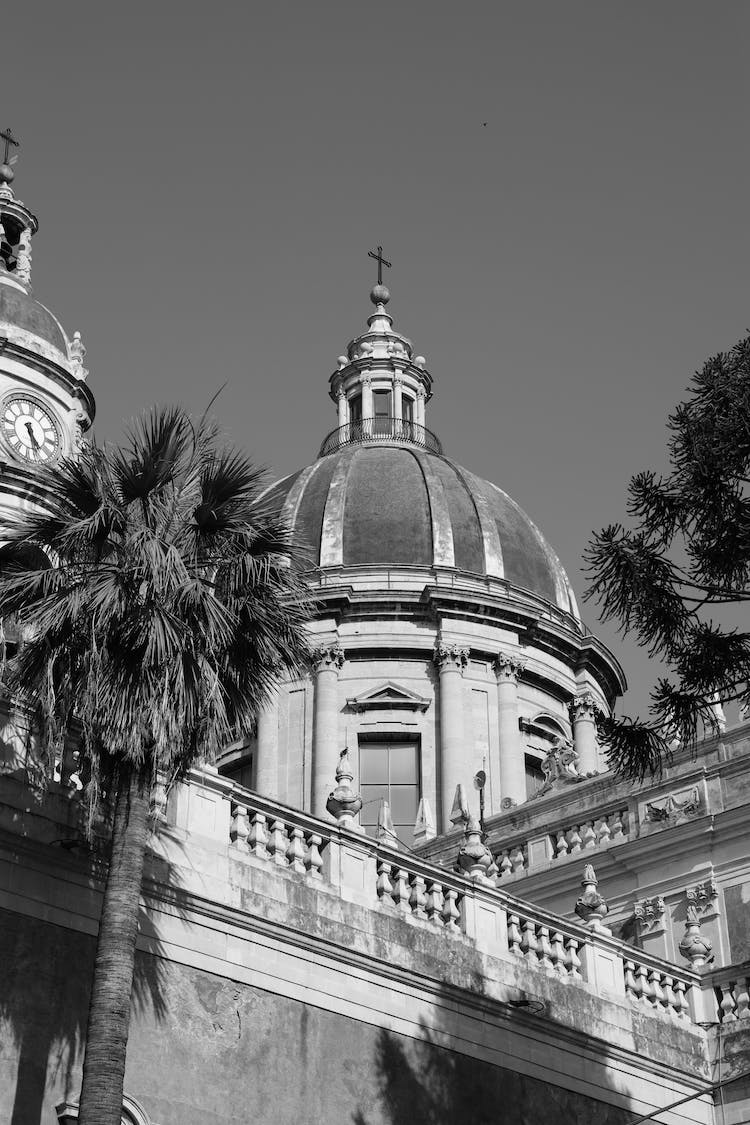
0;908;666;1125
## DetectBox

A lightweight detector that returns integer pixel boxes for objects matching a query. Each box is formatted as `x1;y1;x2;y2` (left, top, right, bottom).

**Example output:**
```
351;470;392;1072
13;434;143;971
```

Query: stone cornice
0;336;96;423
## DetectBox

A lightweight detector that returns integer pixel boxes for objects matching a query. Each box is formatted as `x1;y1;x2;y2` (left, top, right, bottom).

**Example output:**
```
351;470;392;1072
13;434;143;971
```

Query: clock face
2;397;60;463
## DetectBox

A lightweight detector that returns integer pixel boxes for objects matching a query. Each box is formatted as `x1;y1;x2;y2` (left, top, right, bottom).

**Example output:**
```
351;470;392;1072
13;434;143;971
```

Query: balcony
318;415;443;457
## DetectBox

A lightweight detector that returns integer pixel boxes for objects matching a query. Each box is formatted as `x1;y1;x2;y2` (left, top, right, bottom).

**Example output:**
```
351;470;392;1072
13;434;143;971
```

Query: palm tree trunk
78;764;150;1125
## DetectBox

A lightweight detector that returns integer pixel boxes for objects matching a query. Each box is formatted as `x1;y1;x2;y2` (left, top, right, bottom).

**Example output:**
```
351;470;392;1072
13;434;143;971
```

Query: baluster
426;881;445;926
720;983;738;1023
510;846;525;874
268;819;289;866
498;851;513;879
636;964;652;1006
662;975;677;1017
229;801;250;849
286;826;306;874
393;868;411;913
624;960;637;1002
582;822;597;850
442;888;461;933
538;925;553;969
610;810;625;841
672;978;688;1020
596;818;611;846
508;913;522;955
555;831;569;859
567;826;582;854
736;978;750;1019
550;931;567;975
409;874;427;919
377;859;394;901
305;833;324;879
248;811;268;859
520;919;539;961
565;937;582;979
649;969;665;1013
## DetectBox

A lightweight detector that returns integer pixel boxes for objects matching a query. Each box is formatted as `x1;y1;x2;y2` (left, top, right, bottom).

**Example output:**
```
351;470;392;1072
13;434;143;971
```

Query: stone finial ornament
449;783;469;827
376;799;398;848
326;748;363;828
413;797;436;843
455;814;496;884
678;904;713;967
574;864;611;933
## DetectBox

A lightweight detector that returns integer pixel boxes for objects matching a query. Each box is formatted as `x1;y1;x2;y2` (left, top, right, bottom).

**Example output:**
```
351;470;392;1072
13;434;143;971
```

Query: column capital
361;371;373;388
493;651;526;683
433;642;468;672
312;644;345;673
569;692;600;721
335;386;346;400
393;369;403;385
416;386;426;400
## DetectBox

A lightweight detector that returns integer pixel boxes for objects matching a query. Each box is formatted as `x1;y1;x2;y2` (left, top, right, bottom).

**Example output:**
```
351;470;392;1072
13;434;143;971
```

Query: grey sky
4;1;750;717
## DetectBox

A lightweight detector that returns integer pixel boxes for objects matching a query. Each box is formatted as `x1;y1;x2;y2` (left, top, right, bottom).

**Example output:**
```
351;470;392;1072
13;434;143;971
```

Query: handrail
318;416;443;457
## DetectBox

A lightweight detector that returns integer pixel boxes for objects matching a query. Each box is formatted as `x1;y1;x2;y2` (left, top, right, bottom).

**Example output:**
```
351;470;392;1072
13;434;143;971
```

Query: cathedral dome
267;442;580;619
0;279;68;357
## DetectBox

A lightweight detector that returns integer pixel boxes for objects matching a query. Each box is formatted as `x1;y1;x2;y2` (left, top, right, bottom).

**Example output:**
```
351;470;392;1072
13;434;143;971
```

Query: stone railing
493;805;631;879
179;772;703;1026
703;962;750;1022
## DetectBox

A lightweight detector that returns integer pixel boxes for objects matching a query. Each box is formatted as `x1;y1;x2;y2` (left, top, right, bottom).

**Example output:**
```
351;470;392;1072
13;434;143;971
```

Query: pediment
346;681;430;713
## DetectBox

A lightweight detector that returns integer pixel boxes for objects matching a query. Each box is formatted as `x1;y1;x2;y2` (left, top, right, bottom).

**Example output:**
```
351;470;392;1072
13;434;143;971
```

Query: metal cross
0;128;19;164
368;245;391;286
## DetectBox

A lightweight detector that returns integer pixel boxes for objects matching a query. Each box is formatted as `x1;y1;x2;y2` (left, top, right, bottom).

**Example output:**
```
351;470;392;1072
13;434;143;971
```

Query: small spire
326;747;363;828
574;864;611;933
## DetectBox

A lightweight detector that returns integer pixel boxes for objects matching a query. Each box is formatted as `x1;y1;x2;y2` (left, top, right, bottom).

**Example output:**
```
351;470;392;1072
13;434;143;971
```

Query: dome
0;280;68;357
266;442;580;619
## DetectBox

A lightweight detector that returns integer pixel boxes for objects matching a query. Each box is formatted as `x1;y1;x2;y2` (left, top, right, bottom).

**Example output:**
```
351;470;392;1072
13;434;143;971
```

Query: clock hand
24;421;40;450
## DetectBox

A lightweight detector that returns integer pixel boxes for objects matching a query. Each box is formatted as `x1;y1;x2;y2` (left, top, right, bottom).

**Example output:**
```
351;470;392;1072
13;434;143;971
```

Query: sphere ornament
0;163;14;184
370;284;390;306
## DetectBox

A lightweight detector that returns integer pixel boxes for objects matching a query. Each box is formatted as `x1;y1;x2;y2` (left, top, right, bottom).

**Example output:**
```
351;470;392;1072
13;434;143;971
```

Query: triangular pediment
346;680;430;712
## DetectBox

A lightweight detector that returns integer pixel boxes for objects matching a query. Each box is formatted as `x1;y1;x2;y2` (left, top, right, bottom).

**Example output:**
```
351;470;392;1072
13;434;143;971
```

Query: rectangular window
402;396;414;424
525;753;545;799
360;738;420;845
350;394;362;423
373;390;391;435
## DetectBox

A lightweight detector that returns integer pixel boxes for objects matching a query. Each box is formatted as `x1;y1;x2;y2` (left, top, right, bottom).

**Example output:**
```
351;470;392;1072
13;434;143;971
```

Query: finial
574;864;611;933
0;127;20;185
326;747;363;828
455;813;497;884
370;284;390;307
368;244;391;289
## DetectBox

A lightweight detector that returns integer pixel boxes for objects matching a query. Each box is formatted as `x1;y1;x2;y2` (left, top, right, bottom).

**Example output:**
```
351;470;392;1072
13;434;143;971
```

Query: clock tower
0;131;95;526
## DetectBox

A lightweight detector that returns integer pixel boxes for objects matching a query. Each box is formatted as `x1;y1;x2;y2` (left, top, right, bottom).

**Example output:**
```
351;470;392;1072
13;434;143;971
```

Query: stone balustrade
494;805;631;879
703;962;750;1023
181;771;702;1027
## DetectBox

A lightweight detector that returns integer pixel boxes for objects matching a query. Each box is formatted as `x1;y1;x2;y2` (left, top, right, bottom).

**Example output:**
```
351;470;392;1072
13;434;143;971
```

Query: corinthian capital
312;644;345;673
493;651;526;683
433;643;469;672
569;693;599;721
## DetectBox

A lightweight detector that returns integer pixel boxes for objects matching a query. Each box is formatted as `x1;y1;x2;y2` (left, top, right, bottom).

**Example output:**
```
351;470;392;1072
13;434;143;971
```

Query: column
361;373;373;423
494;652;526;808
312;644;345;816
337;388;348;428
415;387;426;428
255;690;279;798
569;692;600;775
434;642;468;832
393;372;403;423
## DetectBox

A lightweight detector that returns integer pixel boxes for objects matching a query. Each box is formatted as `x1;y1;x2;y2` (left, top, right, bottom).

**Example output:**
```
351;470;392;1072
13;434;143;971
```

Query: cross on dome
368;244;391;286
0;127;19;186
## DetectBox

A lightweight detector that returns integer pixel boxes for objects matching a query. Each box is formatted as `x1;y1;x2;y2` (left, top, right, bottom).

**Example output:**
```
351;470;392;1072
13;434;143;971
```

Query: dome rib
411;449;454;568
451;463;505;579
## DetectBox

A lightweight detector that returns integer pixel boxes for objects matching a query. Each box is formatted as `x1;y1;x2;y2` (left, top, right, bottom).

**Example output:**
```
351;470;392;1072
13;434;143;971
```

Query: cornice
0;336;96;423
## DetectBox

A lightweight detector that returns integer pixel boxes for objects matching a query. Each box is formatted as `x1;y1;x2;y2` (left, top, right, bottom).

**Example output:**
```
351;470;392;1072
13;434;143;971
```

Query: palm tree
0;406;312;1125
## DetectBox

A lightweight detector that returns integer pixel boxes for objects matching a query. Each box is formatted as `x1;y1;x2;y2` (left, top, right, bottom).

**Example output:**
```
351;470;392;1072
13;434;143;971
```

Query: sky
3;1;750;718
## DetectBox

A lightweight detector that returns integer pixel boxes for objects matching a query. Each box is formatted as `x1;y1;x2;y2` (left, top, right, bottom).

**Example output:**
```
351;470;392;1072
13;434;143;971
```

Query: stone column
393;373;403;423
569;692;599;775
415;387;426;428
312;644;345;817
15;228;32;286
255;690;279;798
494;652;526;808
337;388;348;428
361;373;373;423
434;642;469;832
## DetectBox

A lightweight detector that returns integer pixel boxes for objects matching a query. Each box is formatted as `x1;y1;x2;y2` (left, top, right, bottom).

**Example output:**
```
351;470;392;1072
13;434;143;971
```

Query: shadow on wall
349;976;644;1125
0;821;189;1125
